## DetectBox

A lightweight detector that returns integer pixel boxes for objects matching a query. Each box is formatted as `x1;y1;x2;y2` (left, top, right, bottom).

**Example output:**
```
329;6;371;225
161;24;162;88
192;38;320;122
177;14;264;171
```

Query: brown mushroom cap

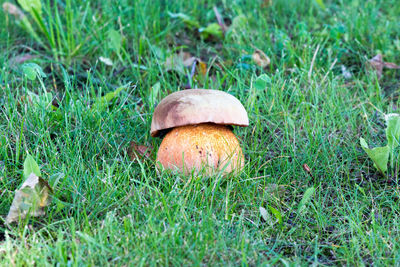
151;89;249;137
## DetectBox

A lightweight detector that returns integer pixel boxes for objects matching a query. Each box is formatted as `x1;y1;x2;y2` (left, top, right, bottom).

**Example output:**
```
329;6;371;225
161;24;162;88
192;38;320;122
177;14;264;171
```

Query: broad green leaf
23;154;41;178
17;0;42;15
21;63;46;80
297;187;315;214
385;113;400;149
199;23;223;39
254;74;271;91
360;137;389;174
108;29;122;53
268;205;282;225
167;12;200;28
6;173;52;223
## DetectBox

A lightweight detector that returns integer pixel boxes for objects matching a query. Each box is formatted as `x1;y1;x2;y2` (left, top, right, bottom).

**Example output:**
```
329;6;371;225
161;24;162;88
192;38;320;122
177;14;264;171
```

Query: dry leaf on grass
99;56;113;66
6;173;53;224
129;141;153;161
165;51;207;76
165;51;193;74
2;2;25;19
9;54;37;66
368;54;400;79
252;49;270;68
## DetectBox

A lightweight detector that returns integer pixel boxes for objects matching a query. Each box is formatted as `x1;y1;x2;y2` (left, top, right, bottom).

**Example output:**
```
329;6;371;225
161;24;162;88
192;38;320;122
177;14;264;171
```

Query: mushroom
151;89;248;175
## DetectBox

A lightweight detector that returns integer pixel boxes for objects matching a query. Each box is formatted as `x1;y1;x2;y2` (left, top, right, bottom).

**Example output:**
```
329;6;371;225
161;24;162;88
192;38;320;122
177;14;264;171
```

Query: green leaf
360;138;389;174
95;85;127;111
297;187;315;214
23;154;41;179
17;0;42;15
199;23;223;39
101;86;124;103
253;74;271;91
167;12;200;28
268;205;282;225
385;113;400;149
107;29;122;53
21;63;46;81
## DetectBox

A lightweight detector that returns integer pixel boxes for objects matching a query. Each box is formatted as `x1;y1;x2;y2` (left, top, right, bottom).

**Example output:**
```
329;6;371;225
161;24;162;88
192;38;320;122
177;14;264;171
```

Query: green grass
1;0;400;265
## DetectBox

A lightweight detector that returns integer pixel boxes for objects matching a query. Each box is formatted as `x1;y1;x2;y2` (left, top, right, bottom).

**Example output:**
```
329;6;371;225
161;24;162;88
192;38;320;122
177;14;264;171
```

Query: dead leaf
259;206;269;221
261;0;273;8
198;60;207;76
252;49;270;68
182;55;197;67
129;142;152;161
368;54;400;79
99;56;113;66
9;54;37;66
165;51;193;74
6;173;52;224
165;51;207;77
2;2;25;19
341;65;352;79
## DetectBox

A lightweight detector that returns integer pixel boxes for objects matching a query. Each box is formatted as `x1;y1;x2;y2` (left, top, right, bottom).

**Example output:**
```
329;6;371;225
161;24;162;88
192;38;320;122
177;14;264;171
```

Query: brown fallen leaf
165;51;194;74
129;141;153;161
252;49;270;68
2;2;25;19
9;54;37;66
368;54;400;79
261;0;273;8
6;173;52;224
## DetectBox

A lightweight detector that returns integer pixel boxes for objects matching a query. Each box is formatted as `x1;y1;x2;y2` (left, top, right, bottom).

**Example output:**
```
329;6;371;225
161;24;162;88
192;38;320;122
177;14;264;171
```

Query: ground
1;0;400;265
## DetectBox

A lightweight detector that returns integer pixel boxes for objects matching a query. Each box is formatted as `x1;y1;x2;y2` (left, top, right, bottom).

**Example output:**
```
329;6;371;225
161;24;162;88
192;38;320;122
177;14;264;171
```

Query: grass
1;0;400;265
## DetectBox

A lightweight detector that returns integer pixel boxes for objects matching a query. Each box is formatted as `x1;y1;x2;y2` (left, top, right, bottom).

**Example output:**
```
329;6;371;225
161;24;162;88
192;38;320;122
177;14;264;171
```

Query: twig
213;6;227;33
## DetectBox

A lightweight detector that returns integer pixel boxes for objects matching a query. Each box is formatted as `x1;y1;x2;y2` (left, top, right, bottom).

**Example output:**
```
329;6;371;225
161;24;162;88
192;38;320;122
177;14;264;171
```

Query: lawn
1;0;400;265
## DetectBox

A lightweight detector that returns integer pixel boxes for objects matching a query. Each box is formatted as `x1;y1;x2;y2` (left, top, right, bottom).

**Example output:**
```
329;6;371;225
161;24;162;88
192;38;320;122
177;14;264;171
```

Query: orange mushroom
151;89;248;175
